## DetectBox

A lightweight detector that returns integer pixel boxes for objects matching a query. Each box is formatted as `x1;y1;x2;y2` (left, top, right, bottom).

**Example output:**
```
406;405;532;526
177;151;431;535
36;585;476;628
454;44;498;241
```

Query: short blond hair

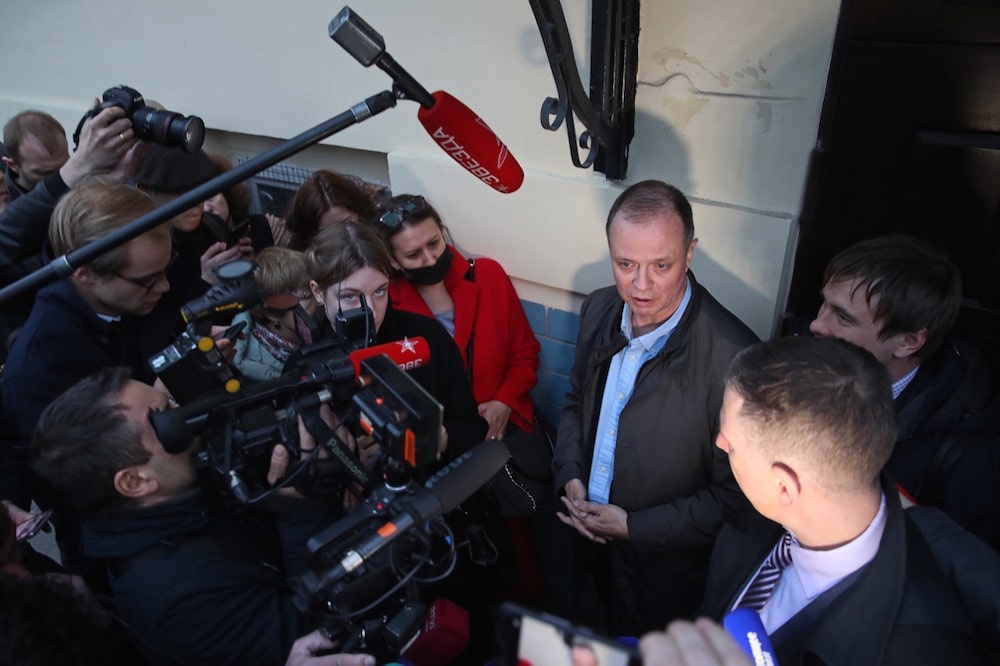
250;247;311;321
255;246;310;295
49;180;169;276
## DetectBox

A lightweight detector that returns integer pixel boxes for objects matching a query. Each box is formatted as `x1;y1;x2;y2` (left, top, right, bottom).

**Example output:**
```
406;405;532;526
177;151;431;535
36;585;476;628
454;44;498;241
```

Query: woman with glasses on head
231;247;318;381
376;194;540;445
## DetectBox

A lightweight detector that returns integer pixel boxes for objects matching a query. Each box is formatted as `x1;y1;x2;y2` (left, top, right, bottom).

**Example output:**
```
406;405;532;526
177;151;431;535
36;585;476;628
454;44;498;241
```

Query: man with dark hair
553;180;757;635
702;336;992;665
30;367;355;665
809;235;999;548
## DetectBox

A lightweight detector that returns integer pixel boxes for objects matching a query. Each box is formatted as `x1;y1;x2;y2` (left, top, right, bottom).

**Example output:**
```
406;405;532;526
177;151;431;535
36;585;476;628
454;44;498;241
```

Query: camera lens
131;107;206;153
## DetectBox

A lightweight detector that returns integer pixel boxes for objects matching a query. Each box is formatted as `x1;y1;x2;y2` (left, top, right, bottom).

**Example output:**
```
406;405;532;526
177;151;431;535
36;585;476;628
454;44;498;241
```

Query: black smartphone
496;603;641;666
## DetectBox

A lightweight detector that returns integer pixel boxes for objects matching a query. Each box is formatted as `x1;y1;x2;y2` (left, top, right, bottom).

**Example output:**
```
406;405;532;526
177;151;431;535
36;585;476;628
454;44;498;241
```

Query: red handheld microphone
347;336;430;377
418;91;524;194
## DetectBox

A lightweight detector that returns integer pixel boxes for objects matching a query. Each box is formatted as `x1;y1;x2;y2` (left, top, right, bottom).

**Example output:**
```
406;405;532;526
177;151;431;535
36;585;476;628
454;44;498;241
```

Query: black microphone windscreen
422;439;510;515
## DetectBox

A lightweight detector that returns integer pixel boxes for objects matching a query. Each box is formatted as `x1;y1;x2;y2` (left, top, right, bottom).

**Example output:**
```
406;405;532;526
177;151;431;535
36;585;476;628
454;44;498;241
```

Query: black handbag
489;414;555;515
460;257;555;515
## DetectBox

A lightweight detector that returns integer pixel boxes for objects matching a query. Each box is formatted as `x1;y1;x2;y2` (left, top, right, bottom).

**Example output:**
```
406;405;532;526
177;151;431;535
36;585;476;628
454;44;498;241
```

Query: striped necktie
734;531;794;611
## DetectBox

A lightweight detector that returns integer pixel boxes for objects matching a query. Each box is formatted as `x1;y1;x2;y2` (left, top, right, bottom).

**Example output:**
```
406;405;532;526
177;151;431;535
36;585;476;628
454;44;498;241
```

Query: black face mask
401;247;454;286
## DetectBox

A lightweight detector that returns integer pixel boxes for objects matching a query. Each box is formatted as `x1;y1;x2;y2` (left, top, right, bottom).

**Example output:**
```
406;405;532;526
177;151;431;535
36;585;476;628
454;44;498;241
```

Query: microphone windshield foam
418;91;524;194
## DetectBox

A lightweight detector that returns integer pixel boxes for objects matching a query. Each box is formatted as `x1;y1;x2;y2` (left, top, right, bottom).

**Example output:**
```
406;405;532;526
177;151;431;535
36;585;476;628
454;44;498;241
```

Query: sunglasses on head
378;196;427;230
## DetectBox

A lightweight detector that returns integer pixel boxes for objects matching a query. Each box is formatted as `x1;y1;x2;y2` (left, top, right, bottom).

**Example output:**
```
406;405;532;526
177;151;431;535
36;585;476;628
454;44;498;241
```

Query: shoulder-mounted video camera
73;84;205;153
147;259;442;507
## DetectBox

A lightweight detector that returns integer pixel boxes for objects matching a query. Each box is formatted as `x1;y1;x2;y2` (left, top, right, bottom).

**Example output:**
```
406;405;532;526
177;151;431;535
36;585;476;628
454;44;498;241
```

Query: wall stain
754;101;773;132
645;49;796;131
665;96;709;129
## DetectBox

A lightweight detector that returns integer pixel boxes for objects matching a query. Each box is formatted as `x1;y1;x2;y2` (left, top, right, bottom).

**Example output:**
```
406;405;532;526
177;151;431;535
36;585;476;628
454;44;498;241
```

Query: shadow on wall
567;108;693;297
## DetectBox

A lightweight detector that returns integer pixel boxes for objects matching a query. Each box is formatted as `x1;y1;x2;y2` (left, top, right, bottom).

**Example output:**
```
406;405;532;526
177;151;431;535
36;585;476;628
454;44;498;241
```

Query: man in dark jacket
1;181;177;570
0;105;137;356
809;235;1000;548
30;366;362;666
552;180;757;635
703;335;990;665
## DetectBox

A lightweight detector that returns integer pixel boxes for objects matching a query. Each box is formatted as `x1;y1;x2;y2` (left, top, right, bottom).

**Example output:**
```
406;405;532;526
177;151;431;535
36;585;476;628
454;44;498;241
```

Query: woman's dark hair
374;193;443;245
207;152;252;222
285;170;377;251
305;220;394;291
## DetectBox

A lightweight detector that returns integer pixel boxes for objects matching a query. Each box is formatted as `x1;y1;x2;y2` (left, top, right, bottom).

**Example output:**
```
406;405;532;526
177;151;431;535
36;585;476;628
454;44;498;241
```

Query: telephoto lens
131;107;205;153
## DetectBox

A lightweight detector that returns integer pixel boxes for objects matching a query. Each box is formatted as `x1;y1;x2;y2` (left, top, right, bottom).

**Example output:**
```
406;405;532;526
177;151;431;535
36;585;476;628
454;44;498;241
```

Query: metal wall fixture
529;0;639;181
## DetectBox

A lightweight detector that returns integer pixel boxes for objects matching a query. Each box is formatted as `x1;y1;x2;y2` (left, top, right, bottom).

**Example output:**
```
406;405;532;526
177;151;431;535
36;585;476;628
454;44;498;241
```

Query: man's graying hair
606;180;694;247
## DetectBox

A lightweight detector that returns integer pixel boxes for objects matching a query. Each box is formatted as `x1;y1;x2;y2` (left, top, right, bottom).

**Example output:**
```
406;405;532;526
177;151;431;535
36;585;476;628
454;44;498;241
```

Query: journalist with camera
73;85;204;155
30;365;364;665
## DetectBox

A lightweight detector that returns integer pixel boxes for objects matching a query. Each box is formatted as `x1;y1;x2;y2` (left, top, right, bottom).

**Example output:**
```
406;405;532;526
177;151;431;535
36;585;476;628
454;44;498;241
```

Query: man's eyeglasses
113;250;178;292
378;196;426;230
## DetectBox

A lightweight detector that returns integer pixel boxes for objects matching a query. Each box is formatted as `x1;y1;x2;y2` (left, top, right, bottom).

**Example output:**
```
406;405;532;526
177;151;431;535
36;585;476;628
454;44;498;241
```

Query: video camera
143;256;509;660
147;259;443;507
73;84;205;153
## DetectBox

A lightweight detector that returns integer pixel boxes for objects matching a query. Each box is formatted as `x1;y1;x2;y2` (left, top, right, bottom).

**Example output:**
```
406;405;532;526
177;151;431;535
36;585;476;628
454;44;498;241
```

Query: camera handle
0;89;399;306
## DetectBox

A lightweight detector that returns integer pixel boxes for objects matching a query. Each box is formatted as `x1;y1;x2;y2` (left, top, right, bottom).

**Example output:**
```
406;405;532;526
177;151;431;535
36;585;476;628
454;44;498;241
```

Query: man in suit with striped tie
699;336;989;666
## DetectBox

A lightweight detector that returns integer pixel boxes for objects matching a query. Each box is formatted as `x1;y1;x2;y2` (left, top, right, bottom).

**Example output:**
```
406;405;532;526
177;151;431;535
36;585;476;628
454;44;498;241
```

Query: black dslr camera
73;84;205;153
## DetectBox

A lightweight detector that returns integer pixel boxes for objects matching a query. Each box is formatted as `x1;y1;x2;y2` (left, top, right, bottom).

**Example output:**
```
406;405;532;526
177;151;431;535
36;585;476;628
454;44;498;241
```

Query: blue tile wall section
521;299;580;428
547;309;580;344
522;300;547;337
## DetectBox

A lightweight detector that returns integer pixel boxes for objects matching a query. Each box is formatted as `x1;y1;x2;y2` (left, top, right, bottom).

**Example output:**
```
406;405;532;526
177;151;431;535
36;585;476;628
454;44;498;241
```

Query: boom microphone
722;608;779;666
349;336;430;376
307;438;510;587
330;6;523;194
417;91;524;194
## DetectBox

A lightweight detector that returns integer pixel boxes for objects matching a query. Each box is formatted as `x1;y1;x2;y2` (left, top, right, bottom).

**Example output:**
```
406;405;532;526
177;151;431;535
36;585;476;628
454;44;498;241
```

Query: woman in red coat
375;194;541;442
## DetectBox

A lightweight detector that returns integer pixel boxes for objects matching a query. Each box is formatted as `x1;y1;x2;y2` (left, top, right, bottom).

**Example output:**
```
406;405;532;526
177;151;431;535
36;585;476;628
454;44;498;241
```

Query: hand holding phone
15;509;53;541
497;603;640;666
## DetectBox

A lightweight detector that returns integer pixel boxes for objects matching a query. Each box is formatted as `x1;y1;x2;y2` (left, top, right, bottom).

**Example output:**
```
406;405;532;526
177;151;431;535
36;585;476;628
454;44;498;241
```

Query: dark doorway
785;0;1000;339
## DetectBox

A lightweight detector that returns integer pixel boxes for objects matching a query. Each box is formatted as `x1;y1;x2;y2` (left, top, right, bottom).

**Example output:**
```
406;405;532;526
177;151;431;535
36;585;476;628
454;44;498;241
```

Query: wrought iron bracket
529;0;639;180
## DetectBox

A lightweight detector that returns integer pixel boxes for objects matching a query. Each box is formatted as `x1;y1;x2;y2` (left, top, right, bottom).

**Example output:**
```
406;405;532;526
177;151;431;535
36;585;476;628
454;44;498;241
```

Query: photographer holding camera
31;366;371;665
0;104;138;362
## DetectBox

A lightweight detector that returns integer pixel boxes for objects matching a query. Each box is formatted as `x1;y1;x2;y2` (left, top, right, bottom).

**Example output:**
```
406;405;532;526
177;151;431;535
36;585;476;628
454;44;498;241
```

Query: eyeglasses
113;250;178;292
262;291;313;314
378;196;426;230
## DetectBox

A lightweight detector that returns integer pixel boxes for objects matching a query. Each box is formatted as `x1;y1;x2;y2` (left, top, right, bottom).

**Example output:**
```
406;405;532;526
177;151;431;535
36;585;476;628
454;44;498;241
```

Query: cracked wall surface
0;0;840;337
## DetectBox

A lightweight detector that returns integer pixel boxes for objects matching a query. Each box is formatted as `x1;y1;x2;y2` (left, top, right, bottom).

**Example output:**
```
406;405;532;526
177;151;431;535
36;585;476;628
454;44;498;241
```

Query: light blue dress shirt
587;278;692;504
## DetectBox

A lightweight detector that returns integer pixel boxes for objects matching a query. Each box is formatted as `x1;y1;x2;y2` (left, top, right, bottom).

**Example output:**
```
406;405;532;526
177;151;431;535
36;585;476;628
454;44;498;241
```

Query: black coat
552;272;757;632
699;478;991;666
0;169;73;360
2;278;177;440
82;490;333;666
890;336;1000;549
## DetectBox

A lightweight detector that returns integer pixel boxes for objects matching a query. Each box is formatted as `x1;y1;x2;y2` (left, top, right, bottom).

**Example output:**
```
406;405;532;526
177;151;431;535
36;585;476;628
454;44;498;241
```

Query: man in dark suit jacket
703;336;990;665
